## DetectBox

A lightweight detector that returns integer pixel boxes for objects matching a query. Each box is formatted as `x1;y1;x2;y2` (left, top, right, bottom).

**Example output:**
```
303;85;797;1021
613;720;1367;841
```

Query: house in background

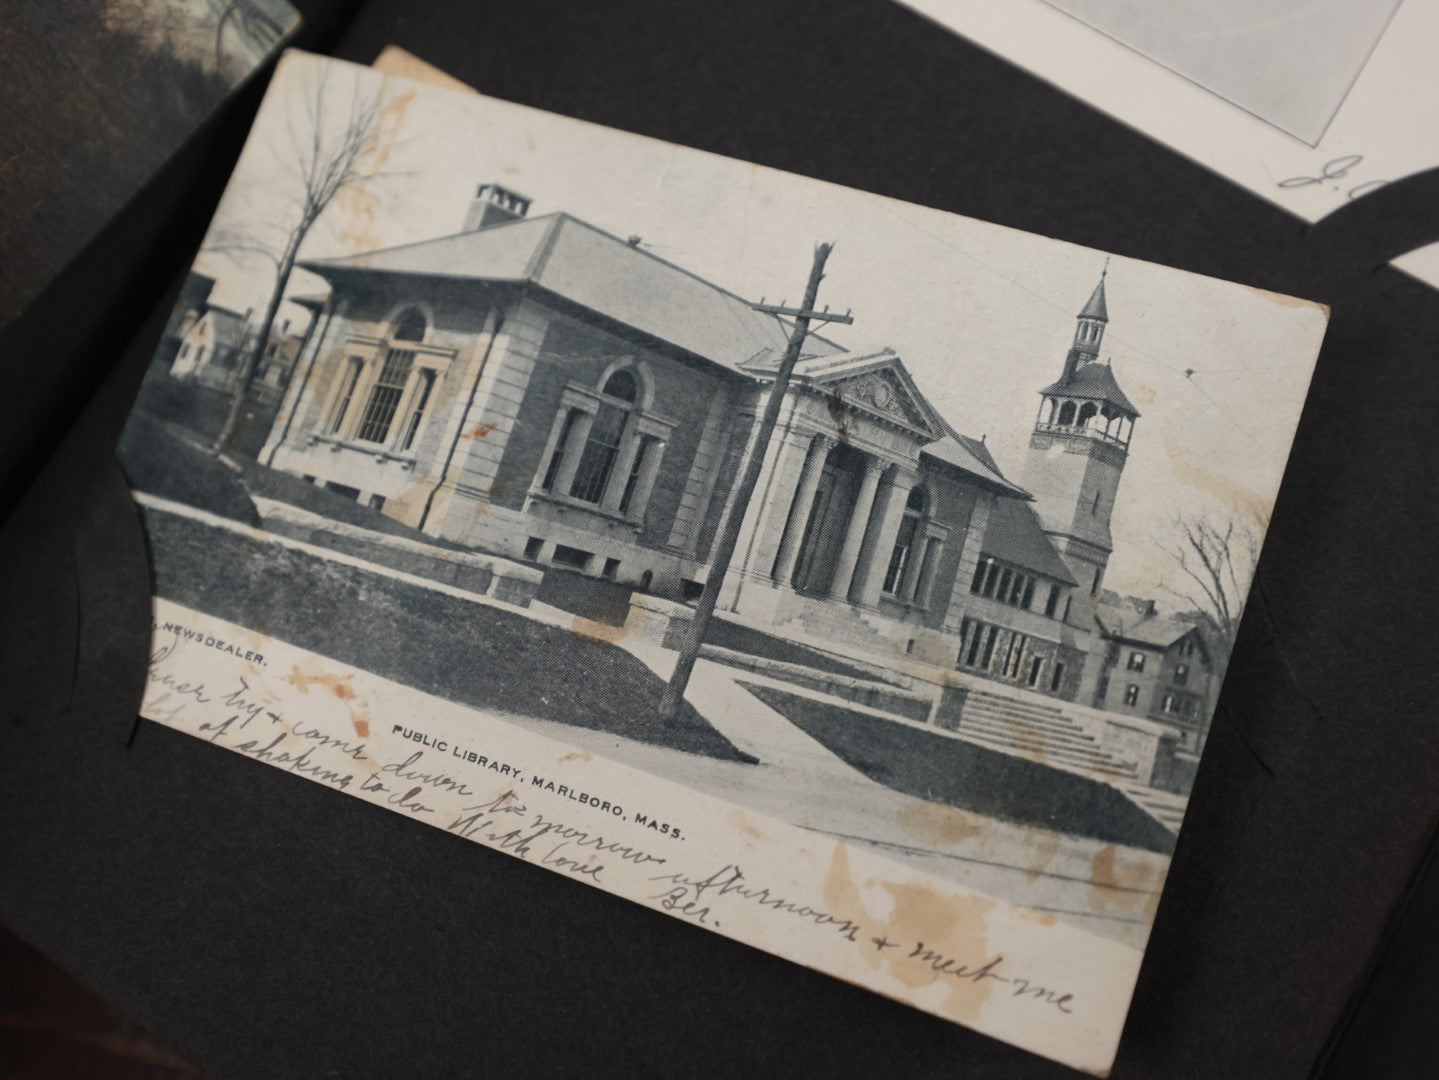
169;297;324;407
258;180;1147;704
153;271;215;372
252;299;326;403
1093;596;1215;751
169;303;249;388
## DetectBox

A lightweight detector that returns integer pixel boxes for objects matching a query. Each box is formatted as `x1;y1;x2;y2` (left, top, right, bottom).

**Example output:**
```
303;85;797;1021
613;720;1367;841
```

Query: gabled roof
979;497;1078;584
1079;274;1109;321
921;415;1027;496
302;208;1034;498
196;306;246;350
1095;603;1203;650
1040;359;1139;416
787;349;1026;494
301;212;844;375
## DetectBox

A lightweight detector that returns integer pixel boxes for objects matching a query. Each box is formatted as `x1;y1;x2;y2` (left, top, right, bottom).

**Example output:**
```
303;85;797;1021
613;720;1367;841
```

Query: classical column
857;467;918;608
831;455;885;601
770;435;832;585
552;409;594;495
726;425;812;582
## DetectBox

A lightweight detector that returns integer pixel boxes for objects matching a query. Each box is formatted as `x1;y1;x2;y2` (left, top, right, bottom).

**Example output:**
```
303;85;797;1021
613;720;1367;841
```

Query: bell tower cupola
1018;264;1139;628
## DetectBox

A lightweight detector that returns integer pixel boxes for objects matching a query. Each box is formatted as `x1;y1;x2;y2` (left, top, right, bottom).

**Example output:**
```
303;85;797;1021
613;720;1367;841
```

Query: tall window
1174;663;1189;687
1045;584;1061;617
1127;650;1146;672
1124;684;1140;707
401;370;436;452
1027;656;1044;688
569;370;638;505
1057;400;1076;425
883;485;928;596
330;358;363;433
357;347;416;444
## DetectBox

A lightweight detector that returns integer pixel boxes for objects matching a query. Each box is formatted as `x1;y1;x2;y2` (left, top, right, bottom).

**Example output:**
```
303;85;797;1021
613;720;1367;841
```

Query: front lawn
743;682;1174;854
143;507;756;765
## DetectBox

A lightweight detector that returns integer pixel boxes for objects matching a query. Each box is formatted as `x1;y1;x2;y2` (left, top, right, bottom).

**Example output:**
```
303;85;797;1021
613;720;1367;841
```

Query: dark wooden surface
3;2;1438;1077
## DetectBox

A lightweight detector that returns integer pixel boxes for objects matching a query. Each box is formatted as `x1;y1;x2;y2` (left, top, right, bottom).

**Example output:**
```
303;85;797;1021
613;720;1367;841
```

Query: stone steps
957;713;1109;754
949;686;1143;780
956;728;1139;778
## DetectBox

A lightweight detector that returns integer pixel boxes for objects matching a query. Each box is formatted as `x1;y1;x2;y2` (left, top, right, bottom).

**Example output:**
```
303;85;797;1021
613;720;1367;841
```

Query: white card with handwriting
898;0;1439;289
120;49;1327;1074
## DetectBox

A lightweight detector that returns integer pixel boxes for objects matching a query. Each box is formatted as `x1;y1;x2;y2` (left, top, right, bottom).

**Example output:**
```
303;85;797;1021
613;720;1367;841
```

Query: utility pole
658;242;853;722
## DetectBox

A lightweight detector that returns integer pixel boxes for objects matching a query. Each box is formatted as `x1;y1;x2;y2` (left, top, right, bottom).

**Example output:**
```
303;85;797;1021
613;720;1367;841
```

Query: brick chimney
462;183;532;231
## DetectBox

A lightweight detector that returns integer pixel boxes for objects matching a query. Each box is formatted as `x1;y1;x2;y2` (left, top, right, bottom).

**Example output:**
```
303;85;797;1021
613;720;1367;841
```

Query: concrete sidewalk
504;636;1168;949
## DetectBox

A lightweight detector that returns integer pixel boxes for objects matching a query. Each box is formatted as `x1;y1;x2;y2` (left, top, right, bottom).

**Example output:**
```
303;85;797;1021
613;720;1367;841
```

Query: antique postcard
118;49;1326;1073
0;0;299;327
898;0;1439;289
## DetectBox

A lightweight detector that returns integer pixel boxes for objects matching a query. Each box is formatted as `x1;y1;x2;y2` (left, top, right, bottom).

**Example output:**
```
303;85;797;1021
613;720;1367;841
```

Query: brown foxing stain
371;48;474;94
568;616;627;644
896;800;984;848
465;423;497;439
1016;907;1057;928
559;750;591;763
726;809;765;842
1022;829;1063;885
334;83;419;255
353;718;371;739
1088;843;1164;915
1131;383;1159;406
1162;429;1273;521
284;665;356;699
823;845;1000;1025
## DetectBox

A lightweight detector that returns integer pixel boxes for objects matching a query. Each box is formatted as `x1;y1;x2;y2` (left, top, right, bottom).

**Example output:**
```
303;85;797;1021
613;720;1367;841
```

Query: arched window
883;484;928;596
1077;402;1097;427
1057;400;1077;426
563;369;642;505
391;307;427;342
602;369;637;403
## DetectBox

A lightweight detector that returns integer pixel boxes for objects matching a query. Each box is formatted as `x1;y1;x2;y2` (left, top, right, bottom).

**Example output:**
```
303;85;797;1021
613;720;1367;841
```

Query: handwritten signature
1278;154;1388;201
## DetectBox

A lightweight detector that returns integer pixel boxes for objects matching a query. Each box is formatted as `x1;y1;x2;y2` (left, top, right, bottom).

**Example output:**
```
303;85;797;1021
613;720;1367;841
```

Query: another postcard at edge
120;49;1328;1074
896;0;1439;290
0;0;301;328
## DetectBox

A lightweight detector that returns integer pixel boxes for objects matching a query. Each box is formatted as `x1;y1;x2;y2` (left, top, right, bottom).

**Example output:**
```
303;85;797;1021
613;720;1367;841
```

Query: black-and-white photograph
121;49;1323;975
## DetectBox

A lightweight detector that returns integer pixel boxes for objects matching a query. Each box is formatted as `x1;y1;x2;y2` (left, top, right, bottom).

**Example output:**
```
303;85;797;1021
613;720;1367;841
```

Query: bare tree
210;69;391;451
1157;507;1269;655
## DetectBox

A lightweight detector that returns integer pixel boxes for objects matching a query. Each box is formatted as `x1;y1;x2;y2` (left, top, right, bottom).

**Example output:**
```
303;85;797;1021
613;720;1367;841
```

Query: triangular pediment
802;353;941;438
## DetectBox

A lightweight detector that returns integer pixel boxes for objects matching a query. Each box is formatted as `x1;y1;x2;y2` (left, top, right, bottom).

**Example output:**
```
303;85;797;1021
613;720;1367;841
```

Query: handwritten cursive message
1278;154;1388;201
140;619;1109;1064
